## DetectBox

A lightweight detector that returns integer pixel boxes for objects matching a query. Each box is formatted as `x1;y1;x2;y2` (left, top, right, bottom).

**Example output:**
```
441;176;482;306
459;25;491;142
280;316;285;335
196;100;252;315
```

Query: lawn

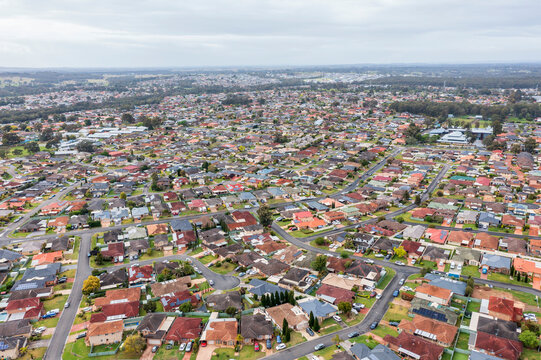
371;325;398;338
20;347;47;360
466;301;481;313
488;272;532;288
503;289;540;307
65;237;81;260
319;324;341;335
461;265;480;278
154;346;186;360
63;339;140;360
377;267;396;290
43;294;69;312
350;335;379;349
521;348;541;360
54;282;74;291
355;294;377;309
313;345;342;360
60;269;77;278
199;255;217;264
211;348;236;360
382;303;411;323
452;353;469;360
309;239;330;250
288;330;307;346
34;317;60;328
239;345;265;360
455;332;469;350
211;261;236;275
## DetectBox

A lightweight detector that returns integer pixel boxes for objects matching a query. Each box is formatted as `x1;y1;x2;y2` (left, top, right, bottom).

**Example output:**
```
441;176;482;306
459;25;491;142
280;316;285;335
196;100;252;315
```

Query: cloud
0;0;539;67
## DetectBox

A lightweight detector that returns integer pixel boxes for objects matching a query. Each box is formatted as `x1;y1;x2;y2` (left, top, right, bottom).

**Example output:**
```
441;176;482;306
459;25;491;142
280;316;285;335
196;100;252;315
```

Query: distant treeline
365;75;541;89
389;100;541;121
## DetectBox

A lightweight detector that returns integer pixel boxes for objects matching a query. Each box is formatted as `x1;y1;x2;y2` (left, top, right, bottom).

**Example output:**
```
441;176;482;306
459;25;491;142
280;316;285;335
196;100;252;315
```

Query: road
44;233;92;360
101;254;240;291
263;270;416;360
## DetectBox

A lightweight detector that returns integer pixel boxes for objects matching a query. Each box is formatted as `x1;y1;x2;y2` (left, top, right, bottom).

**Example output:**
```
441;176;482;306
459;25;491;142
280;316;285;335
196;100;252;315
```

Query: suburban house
85;320;124;346
415;283;453;306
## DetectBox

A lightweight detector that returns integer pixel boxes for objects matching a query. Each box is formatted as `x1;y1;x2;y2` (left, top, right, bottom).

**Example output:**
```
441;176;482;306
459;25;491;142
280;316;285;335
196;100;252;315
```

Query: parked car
348;332;360;338
370;321;379;330
395;261;405;266
151;346;158;353
64;301;70;308
370;291;377;298
58;276;68;283
266;339;272;349
276;343;287;351
389;321;400;327
276;335;282;343
364;259;374;264
333;315;342;322
254;342;260;352
393;290;399;297
314;343;325;351
399;278;405;286
179;343;186;351
353;303;365;310
384;254;392;260
76;332;87;339
306;328;315;336
209;280;214;286
185;341;193;352
376;294;382;299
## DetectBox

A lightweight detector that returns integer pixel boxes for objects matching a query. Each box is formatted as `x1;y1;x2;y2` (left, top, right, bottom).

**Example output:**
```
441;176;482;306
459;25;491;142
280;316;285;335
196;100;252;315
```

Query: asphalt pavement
44;233;92;360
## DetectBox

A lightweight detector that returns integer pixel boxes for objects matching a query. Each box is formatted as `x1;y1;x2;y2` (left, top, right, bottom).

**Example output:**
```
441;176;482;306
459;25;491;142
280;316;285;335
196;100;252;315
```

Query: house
0;319;32;338
240;314;273;344
474;331;522;360
165;317;202;344
474;233;499;251
94;288;141;310
147;223;168;236
415;283;453;306
265;303;309;331
160;291;200;312
422;246;450;263
477;317;519;342
136;313;173;345
384;332;444;360
499;237;528;255
487;296;523;322
85;320;124;346
452;248;482;266
280;267;310;289
447;230;474;247
128;265;153;285
0;336;28;360
30;251;63;266
206;291;243;312
402;225;426;240
101;242;124;263
513;258;541;290
90;301;139;323
5;297;44;321
316;284;355;305
350;343;400;360
398;315;457;347
297;298;338;322
424;273;467;296
481;254;511;274
99;268;127;290
248;279;288;297
200;316;238;347
150;277;192;297
423;228;448;244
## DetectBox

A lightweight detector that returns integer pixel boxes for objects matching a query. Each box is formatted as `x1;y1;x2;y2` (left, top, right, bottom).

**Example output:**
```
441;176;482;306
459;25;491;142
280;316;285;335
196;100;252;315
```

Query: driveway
196;344;217;360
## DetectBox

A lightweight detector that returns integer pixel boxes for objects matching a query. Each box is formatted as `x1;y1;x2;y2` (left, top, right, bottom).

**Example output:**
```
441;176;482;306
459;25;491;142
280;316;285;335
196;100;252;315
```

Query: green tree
76;140;96;153
313;317;320;332
524;137;537;153
124;334;146;354
2;132;20;146
179;302;193;313
309;311;315;328
519;330;540;349
121;113;135;124
338;302;352;316
225;306;237;316
120;192;127;200
415;194;421;205
257;204;273;227
282;318;289;336
24;142;40;153
311;255;328;272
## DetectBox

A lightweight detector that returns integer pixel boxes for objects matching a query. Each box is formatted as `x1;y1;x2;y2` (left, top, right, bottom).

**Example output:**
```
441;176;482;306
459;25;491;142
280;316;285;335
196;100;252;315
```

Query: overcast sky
0;0;540;68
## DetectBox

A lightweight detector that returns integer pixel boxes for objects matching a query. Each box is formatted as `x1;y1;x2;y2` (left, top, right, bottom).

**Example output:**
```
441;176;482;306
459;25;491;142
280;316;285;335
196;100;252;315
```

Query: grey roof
298;299;337;318
481;254;511;269
469;350;506;360
170;219;193;232
248;279;288;296
0;249;22;261
241;314;273;339
424;274;467;296
350;343;400;360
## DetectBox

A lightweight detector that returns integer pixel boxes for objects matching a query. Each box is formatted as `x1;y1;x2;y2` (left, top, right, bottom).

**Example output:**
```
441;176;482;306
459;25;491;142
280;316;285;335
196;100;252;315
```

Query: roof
488;296;522;321
316;284;355;304
297;298;337;318
240;314;273;339
202;318;238;342
350;343;401;360
398;315;458;345
384;331;444;360
424;274;467;296
475;331;522;360
265;303;308;328
248;279;288;296
165;317;202;342
481;254;511;269
415;283;452;301
87;320;123;338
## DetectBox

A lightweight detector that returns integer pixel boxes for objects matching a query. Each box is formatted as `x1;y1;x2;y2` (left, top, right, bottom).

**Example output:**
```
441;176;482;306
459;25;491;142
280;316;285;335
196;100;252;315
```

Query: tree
179;302;192;313
236;334;244;344
493;120;502;136
284;327;291;342
394;246;407;258
288;290;296;305
39;127;54;142
225;306;237;316
76;140;96;153
124;334;146;354
333;334;341;346
338;302;352;316
511;143;522;154
311;255;328;272
465;286;473;297
121;113;135;124
519;330;540;349
415;195;421;205
120;192;127;200
257;205;273;227
309;311;315;328
82;275;100;294
524;137;537;153
24;142;40;154
282;318;289;336
313;317;320;332
143;301;157;313
2;132;20;146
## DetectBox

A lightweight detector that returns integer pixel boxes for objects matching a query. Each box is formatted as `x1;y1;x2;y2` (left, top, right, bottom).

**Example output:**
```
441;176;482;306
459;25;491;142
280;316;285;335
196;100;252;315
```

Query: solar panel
0;342;8;350
413;307;447;322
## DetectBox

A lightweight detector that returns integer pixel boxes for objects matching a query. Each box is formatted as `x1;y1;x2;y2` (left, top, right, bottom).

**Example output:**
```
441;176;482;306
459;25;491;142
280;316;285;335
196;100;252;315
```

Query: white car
179;343;186;351
333;315;342;322
276;343;287;350
209;280;214;286
364;259;374;264
395;261;405;266
376;294;382;299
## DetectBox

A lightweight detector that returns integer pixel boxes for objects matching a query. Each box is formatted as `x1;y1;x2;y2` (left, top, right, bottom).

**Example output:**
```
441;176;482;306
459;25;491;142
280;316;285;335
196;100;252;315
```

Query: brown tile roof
398;315;458;345
475;331;522;360
165;317;202;342
416;283;452;301
384;331;444;360
204;319;238;342
94;287;141;308
87;320;123;338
